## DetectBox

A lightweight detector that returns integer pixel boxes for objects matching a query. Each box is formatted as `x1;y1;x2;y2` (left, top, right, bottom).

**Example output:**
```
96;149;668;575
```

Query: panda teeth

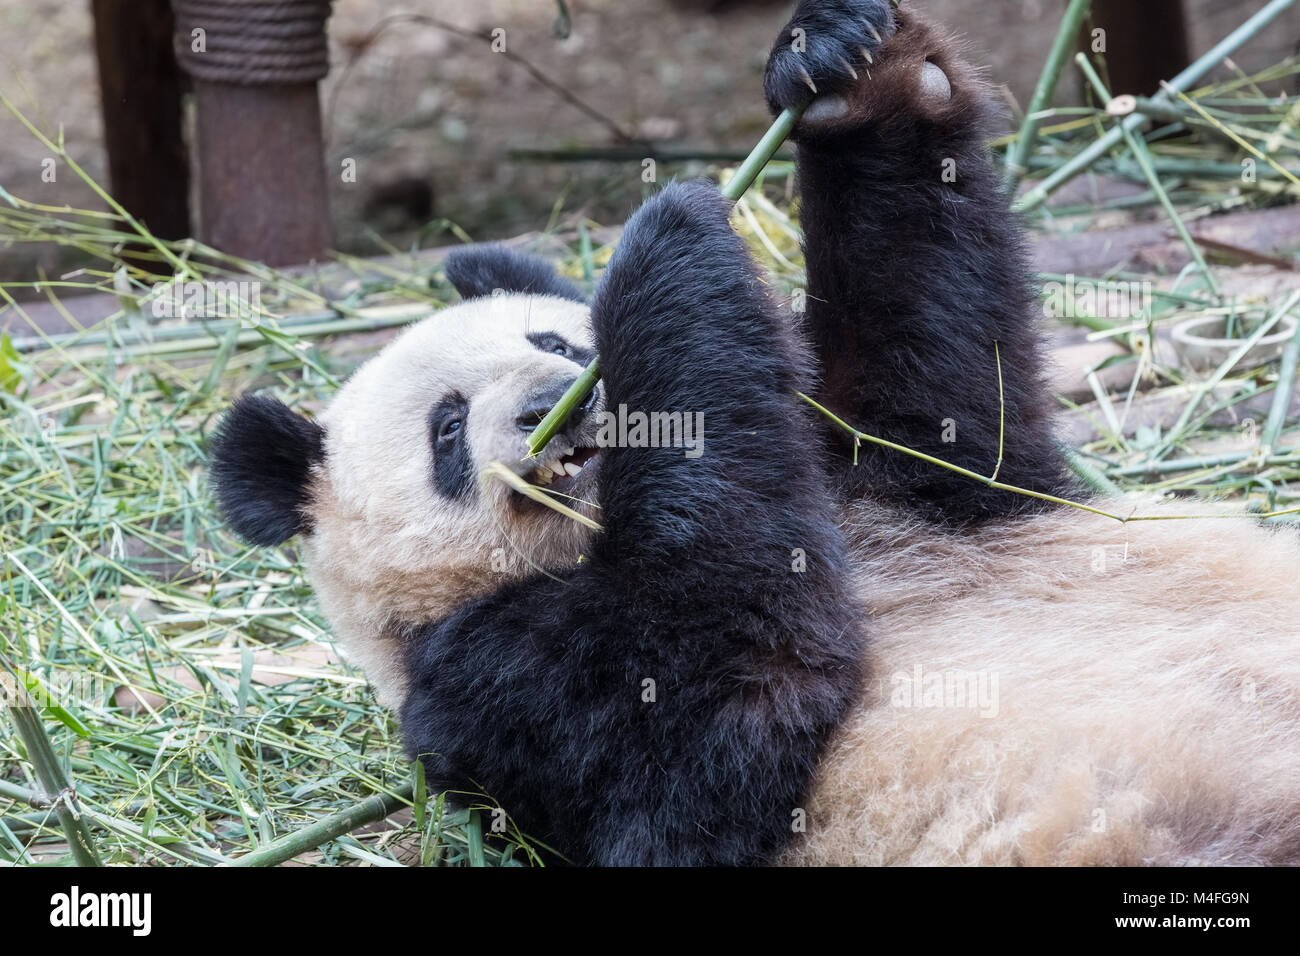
548;461;568;478
563;462;582;477
564;446;576;458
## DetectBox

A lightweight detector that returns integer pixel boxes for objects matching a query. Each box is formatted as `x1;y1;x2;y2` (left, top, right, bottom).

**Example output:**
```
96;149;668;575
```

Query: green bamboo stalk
8;701;101;866
526;105;805;458
1028;155;1300;179
1162;81;1300;186
1015;0;1298;213
1063;445;1124;496
799;391;1300;522
1074;53;1220;297
1106;95;1204;127
16;315;425;362
0;778;38;804
720;107;803;204
0;788;150;838
10;306;425;353
80;806;232;866
1113;448;1299;477
1105;94;1262;147
1004;0;1093;188
1260;317;1300;456
0;810;58;835
229;783;413;867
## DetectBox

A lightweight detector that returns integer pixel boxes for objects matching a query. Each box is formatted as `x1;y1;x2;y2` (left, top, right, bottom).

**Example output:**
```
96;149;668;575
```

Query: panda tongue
567;447;598;469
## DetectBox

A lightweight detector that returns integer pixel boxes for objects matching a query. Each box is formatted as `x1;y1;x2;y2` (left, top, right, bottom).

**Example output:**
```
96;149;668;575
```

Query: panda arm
765;1;1076;522
589;179;833;555
401;181;864;865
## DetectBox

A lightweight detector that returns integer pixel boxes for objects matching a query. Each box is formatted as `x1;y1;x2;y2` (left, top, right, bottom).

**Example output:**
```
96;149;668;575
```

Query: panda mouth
525;446;600;497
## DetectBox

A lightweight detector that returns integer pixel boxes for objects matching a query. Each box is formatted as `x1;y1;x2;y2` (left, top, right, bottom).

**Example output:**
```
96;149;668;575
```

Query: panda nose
516;377;598;433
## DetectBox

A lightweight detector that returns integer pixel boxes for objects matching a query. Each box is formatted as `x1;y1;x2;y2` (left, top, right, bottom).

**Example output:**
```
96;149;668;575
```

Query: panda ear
444;244;586;303
208;394;326;547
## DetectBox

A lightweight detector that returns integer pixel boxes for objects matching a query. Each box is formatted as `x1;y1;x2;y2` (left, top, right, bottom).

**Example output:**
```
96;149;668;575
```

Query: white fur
306;293;598;705
304;296;1300;863
785;498;1300;865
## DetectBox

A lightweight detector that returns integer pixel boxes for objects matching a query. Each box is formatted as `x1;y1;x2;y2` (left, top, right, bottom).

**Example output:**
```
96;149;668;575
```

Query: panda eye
527;332;579;360
430;393;468;448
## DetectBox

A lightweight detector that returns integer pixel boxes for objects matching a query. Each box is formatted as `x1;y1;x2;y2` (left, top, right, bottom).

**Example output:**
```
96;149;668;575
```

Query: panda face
209;244;607;705
303;292;604;703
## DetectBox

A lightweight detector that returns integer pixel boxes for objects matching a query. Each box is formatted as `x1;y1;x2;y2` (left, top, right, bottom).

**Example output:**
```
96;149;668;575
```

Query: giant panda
210;0;1300;865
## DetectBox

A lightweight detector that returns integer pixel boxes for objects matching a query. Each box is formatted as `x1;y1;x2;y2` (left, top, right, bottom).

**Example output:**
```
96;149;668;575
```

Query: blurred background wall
1;0;1297;281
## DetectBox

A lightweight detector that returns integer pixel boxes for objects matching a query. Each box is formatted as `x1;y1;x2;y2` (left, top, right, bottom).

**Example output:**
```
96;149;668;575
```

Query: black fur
208;394;325;546
213;1;1088;866
766;1;1076;522
444;244;587;303
400;2;1084;865
526;331;596;367
429;392;473;500
401;182;863;866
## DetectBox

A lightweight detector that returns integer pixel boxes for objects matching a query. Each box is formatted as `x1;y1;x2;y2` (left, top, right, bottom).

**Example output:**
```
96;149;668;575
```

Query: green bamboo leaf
0;332;30;394
199;321;243;397
20;671;90;738
466;808;486;867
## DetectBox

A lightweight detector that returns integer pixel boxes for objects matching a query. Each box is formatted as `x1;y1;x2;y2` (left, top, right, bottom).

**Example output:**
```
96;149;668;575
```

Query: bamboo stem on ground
1161;81;1300;186
1074;53;1221;297
229;783;414;867
1261;319;1300;456
1029;155;1300;179
799;391;1299;522
1005;0;1093;189
1014;0;1298;212
1112;448;1299;477
1064;445;1125;496
7;701;102;866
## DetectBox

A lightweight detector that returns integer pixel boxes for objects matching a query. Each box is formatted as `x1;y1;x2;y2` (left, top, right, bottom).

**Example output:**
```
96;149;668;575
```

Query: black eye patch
429;392;472;500
527;332;594;365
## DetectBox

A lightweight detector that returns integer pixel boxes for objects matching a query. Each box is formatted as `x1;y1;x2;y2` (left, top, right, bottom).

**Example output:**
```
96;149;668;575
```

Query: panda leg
765;1;1075;522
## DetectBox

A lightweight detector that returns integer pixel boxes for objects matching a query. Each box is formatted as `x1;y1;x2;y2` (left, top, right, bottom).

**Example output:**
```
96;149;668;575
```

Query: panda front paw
763;0;897;116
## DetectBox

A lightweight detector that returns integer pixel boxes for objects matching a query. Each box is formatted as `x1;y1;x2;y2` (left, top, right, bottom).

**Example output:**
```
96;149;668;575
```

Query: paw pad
920;62;952;103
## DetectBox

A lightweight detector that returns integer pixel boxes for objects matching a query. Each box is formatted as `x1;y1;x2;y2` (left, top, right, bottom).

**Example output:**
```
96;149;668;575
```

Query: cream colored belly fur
785;498;1300;866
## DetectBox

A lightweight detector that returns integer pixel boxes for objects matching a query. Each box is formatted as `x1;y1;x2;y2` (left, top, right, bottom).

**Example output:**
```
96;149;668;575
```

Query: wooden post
1087;0;1191;97
191;81;331;265
172;0;334;266
90;0;191;240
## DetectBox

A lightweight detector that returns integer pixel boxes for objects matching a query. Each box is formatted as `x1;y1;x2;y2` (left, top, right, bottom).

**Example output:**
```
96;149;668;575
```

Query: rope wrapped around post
170;0;335;265
171;0;334;86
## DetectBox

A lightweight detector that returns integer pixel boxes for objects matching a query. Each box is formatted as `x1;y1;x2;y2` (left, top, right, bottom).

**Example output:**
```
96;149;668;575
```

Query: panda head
208;246;603;703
